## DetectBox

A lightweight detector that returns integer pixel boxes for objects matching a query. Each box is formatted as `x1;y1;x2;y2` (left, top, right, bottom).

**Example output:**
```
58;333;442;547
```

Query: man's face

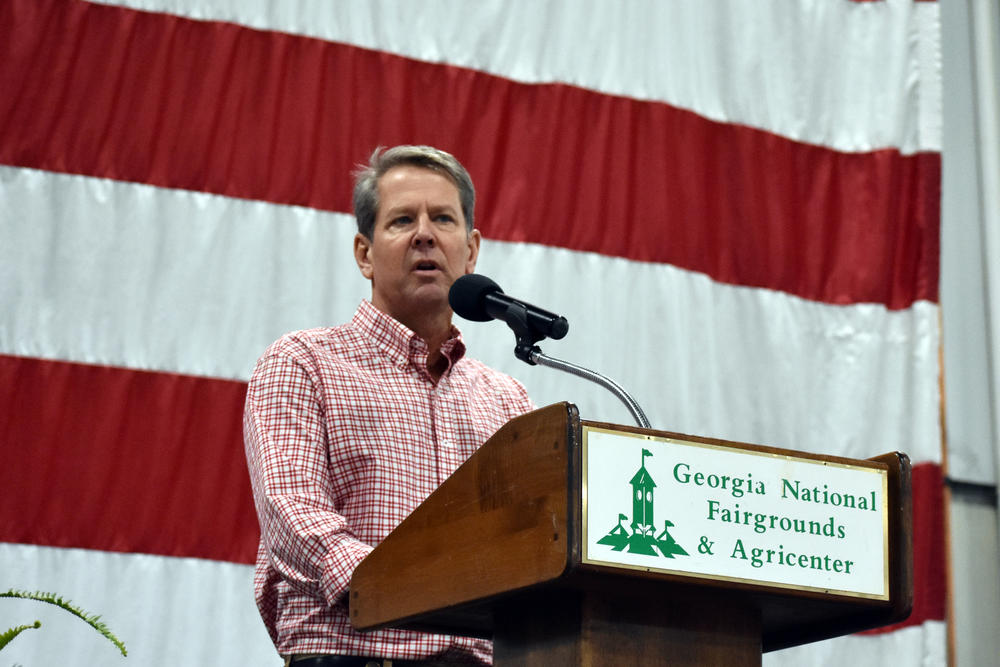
354;165;481;329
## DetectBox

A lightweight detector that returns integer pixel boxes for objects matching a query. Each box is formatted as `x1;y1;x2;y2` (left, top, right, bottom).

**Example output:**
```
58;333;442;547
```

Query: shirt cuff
320;538;373;608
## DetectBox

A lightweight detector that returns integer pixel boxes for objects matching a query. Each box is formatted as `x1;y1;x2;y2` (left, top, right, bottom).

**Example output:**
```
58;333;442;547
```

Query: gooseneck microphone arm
527;347;652;430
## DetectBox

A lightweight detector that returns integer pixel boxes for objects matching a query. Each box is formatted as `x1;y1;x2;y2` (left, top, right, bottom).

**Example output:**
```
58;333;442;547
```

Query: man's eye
434;215;455;223
392;216;412;225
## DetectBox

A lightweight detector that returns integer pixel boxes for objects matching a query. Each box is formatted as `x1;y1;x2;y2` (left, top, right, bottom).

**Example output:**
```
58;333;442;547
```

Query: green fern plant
0;589;127;656
0;620;42;650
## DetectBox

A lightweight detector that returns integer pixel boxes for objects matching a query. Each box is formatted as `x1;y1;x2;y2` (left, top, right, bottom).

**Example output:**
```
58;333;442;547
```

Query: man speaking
243;145;534;666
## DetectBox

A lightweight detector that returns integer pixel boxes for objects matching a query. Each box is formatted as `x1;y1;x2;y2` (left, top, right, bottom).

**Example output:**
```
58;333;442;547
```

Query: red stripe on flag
0;354;947;628
860;462;947;633
0;0;940;309
0;354;258;564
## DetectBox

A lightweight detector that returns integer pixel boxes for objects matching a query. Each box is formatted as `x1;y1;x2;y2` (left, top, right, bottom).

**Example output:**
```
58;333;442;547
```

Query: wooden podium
350;403;912;665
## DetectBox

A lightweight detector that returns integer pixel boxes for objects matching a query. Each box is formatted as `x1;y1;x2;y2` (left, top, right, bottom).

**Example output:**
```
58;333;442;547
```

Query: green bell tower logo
597;448;688;558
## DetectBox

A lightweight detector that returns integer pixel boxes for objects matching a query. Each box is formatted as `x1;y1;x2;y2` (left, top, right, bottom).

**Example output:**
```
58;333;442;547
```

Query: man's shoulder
451;355;536;417
266;325;342;351
256;322;368;367
454;355;529;391
453;354;498;375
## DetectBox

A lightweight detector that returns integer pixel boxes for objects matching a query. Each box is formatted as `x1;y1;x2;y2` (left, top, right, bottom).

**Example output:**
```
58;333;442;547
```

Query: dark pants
286;656;475;667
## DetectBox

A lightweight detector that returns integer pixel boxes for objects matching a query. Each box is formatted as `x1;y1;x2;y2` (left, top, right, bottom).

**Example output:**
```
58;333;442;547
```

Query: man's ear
465;229;482;274
354;233;374;280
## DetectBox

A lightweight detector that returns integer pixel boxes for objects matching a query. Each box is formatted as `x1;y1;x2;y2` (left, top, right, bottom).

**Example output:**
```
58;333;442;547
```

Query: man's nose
412;214;435;246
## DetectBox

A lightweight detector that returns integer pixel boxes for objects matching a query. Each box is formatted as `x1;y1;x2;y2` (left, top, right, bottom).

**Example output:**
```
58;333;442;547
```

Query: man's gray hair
352;145;476;240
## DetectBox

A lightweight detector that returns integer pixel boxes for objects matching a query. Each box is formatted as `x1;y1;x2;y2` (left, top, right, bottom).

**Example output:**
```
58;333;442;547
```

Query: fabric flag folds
0;1;944;664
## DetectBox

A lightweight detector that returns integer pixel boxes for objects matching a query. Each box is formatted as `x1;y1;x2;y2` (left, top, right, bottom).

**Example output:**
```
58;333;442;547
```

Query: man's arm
243;350;372;608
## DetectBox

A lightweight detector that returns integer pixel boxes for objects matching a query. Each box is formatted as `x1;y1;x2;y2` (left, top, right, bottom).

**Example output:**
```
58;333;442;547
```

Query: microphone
449;274;569;340
449;274;649;428
449;273;649;426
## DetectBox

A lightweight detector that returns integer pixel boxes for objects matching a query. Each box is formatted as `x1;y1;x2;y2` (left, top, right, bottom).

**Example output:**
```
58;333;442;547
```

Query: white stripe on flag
0;542;275;667
763;621;947;667
0;166;941;463
0;540;945;667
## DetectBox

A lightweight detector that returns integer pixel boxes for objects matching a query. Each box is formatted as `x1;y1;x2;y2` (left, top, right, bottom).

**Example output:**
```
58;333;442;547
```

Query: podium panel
350;403;912;664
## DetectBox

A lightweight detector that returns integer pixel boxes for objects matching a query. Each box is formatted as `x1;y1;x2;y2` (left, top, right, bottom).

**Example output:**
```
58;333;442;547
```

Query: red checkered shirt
244;300;534;662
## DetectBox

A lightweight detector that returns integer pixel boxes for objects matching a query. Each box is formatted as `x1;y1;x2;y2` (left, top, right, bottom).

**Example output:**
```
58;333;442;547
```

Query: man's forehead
378;164;458;188
376;165;462;210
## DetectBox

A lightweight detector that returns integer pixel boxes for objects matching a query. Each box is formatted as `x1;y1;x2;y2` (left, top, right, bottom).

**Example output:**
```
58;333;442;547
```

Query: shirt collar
352;300;467;375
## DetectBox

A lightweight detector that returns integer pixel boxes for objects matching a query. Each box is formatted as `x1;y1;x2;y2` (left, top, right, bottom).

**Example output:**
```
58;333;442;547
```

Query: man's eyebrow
429;205;460;216
382;203;460;218
381;204;414;218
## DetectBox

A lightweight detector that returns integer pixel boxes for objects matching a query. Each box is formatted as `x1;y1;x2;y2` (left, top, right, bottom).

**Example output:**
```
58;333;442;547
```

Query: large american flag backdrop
0;0;945;664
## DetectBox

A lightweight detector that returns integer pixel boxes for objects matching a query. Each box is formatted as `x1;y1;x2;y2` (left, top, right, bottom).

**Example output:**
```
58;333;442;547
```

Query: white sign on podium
582;426;889;600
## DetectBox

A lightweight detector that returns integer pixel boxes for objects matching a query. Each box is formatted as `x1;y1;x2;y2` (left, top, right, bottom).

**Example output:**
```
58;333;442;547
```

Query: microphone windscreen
449;274;503;322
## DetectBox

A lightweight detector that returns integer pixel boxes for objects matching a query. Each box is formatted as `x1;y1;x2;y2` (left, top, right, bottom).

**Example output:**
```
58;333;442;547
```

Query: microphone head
449;274;503;322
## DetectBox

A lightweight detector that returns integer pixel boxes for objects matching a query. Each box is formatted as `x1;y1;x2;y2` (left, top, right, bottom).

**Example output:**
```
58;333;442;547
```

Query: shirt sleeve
243;350;373;608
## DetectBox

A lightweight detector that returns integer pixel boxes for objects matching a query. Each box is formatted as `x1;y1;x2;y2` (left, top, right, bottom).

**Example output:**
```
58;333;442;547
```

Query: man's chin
390;285;450;313
411;276;453;297
410;286;450;309
373;280;453;318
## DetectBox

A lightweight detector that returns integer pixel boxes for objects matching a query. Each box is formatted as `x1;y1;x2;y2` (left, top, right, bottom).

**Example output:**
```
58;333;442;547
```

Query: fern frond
1;590;127;656
0;620;41;651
